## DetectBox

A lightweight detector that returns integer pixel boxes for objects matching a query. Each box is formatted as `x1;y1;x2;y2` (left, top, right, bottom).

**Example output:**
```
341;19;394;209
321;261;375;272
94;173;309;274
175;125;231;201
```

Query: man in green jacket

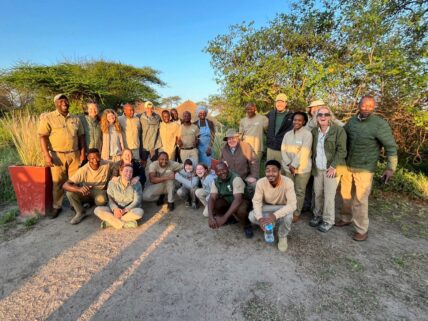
338;96;397;241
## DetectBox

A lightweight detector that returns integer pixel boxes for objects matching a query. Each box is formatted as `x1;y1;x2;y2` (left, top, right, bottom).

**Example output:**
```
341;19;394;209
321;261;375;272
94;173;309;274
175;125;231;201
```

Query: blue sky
0;0;291;102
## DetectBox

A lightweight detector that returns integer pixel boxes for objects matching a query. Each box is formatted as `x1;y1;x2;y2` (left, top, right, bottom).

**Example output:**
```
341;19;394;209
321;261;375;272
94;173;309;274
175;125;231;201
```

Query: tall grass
0;146;19;204
0;113;44;166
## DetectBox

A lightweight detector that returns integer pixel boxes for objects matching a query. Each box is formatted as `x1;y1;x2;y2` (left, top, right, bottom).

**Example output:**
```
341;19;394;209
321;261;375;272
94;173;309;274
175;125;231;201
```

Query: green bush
0;208;18;225
374;163;428;200
0;146;19;204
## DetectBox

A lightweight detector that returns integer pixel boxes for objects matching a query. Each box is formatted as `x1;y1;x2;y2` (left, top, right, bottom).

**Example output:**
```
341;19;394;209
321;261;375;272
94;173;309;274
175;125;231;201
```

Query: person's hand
382;169;394;184
44;154;54;167
208;216;218;229
326;167;336;178
131;176;139;185
258;213;276;231
289;165;296;176
206;146;212;156
79;185;92;196
214;215;227;227
245;176;257;184
113;208;123;218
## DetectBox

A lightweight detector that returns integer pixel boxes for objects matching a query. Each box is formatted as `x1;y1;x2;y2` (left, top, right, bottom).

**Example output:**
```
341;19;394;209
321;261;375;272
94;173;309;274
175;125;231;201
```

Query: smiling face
227;136;239;148
316;107;331;127
121;166;133;181
121;149;133;163
245;103;256;118
215;163;229;181
359;97;376;118
87;103;99;118
88;152;101;170
106;112;116;124
265;164;280;184
198;110;207;120
275;100;287;112
293;114;305;130
158;153;169;167
162;111;170;123
123;104;134;118
183;111;191;124
195;164;207;178
55;97;69;114
170;109;178;120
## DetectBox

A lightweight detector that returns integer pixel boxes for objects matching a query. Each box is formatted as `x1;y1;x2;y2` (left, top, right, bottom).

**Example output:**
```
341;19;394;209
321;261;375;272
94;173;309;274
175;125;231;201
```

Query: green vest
214;171;249;203
79;114;102;151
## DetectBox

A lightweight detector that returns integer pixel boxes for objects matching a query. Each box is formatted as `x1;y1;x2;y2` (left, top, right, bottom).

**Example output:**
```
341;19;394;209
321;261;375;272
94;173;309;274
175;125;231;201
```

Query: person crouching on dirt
249;160;297;252
208;162;254;238
63;148;112;224
175;158;200;209
94;163;143;229
194;163;217;217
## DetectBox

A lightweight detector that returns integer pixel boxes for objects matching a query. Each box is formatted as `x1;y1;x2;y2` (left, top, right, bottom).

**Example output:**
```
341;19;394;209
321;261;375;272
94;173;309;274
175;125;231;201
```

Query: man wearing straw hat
38;94;85;219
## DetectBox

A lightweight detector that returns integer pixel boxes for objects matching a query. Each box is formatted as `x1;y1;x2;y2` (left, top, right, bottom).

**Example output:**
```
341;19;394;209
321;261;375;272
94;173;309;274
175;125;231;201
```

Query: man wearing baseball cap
266;93;294;164
38;94;85;218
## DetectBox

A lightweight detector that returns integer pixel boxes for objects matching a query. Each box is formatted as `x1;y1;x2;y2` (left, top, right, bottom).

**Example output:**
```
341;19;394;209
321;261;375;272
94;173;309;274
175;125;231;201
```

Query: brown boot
353;232;368;241
335;220;351;227
292;214;301;223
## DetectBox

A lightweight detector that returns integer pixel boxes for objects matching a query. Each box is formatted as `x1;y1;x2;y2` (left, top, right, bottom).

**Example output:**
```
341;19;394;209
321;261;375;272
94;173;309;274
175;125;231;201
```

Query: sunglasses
317;113;331;117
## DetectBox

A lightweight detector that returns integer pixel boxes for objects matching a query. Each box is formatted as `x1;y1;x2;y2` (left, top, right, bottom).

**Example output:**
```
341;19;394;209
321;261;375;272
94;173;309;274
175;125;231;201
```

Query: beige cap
308;100;326;108
223;128;240;141
53;93;68;103
275;93;288;102
144;101;154;108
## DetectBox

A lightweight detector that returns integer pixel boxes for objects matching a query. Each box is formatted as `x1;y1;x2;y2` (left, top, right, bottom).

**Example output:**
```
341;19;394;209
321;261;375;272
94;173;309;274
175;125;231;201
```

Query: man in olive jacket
338;95;397;241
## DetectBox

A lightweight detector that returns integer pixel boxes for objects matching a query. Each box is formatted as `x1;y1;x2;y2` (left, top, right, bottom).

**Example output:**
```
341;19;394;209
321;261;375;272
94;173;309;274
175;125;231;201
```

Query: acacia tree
0;60;165;114
205;0;427;163
160;96;182;108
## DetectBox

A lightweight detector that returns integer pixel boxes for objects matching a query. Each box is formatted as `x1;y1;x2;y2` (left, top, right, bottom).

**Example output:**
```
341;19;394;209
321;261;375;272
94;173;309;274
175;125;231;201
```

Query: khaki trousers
313;170;340;225
249;205;293;237
285;171;311;217
195;188;209;217
180;148;199;163
130;148;140;161
66;189;108;215
340;167;374;234
266;148;282;163
213;198;251;228
94;206;144;229
177;186;196;203
142;180;176;203
159;147;176;162
50;151;80;209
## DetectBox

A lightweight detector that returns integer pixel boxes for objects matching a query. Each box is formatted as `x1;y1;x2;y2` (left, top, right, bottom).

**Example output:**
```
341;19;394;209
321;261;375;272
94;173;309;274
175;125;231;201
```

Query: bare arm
149;172;175;184
40;136;53;166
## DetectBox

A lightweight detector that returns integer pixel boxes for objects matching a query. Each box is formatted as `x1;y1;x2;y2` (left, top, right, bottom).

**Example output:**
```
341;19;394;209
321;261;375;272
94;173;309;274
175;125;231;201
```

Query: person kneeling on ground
63;148;111;224
194;163;216;217
175;158;200;208
142;151;183;211
249;160;297;252
208;162;253;238
94;164;143;229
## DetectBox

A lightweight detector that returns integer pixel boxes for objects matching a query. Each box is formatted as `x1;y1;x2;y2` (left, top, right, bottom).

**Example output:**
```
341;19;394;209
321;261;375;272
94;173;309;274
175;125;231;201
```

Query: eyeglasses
317;113;331;117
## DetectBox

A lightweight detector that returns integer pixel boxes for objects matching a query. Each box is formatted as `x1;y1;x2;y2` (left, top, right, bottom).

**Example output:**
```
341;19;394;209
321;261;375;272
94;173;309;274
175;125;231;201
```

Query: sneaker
156;194;165;206
309;216;322;227
318;222;333;233
70;212;87;225
123;221;138;229
244;226;254;238
278;237;288;252
50;207;62;219
168;202;175;211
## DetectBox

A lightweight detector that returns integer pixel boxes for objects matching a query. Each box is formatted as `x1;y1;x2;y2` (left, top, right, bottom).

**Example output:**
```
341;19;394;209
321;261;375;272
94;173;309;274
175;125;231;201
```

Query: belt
51;150;79;153
181;147;196;150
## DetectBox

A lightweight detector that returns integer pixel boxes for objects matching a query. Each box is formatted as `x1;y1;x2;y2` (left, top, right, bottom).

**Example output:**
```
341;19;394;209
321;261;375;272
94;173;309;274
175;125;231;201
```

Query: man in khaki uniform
38;94;85;218
159;110;180;160
119;103;141;160
142;152;183;211
178;111;200;163
63;148;111;224
239;102;268;160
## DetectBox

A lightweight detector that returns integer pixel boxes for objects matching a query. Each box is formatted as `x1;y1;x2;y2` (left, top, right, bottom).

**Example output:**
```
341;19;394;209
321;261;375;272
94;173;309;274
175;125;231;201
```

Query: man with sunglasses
338;96;397;241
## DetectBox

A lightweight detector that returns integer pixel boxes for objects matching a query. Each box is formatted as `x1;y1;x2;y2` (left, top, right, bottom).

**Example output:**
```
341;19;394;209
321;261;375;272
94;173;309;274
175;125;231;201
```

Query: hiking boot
168;202;175;211
244;226;254;238
70;212;87;225
277;237;288;252
123;221;138;229
156;194;165;206
225;216;239;225
318;222;333;233
292;214;301;223
353;232;368;241
50;207;62;219
309;216;322;227
335;220;351;227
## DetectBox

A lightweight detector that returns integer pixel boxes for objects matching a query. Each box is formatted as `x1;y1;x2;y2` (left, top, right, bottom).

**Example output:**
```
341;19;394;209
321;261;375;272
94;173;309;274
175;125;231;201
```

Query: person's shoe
156;195;165;206
353;232;368;241
309;216;322;227
225;216;239;225
70;212;87;225
318;222;333;233
184;201;191;207
168;202;175;211
277;237;288;252
100;221;113;229
49;207;62;219
123;221;138;229
244;226;254;238
292;214;301;223
191;202;198;209
335;220;351;227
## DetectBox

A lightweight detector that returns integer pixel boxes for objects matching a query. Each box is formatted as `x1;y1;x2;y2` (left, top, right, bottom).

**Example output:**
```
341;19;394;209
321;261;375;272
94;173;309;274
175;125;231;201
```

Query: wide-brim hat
53;93;68;103
308;100;326;108
223;129;240;141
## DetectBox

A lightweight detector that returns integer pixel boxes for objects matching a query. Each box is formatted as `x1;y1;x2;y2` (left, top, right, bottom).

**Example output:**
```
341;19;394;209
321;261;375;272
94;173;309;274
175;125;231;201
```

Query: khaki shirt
149;160;183;177
38;110;84;152
179;124;200;148
160;122;180;155
119;115;141;150
239;114;268;154
69;160;111;190
210;176;245;195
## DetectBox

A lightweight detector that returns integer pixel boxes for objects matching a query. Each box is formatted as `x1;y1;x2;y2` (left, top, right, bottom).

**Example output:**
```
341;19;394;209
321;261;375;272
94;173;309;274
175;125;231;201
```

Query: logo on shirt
227;184;232;192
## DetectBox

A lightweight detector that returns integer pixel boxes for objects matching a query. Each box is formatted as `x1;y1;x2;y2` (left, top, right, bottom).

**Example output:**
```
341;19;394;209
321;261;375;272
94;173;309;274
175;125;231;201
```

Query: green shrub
24;215;39;227
0;146;19;204
0;208;18;225
374;163;428;200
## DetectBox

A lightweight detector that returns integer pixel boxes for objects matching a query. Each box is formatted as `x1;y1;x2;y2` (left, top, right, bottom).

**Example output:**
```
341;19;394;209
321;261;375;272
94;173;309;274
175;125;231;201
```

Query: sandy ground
0;197;427;321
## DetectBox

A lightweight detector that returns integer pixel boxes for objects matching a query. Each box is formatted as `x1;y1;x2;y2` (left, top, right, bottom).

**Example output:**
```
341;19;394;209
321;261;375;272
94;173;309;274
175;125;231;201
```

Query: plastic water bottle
264;223;274;243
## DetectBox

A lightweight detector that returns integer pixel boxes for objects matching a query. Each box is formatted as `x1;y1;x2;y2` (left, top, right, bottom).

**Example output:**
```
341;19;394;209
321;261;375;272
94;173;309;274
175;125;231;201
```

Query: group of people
38;92;397;252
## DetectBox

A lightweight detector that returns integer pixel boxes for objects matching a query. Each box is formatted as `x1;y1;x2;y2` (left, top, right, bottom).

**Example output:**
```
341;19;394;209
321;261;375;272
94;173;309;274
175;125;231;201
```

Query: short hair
183;159;193;166
87;148;100;155
162;110;170;115
216;161;228;169
245;102;256;109
158;151;169;159
196;162;209;171
293;111;309;125
265;159;281;170
359;95;376;106
123;103;134;109
120;163;133;172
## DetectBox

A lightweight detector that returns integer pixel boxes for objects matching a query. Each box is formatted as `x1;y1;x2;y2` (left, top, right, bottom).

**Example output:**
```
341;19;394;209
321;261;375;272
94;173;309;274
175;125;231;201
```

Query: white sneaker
70;212;87;225
278;237;288;252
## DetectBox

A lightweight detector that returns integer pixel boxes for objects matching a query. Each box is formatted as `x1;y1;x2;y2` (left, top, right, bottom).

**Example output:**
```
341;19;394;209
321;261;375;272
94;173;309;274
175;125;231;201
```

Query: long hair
100;109;121;133
316;106;338;126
